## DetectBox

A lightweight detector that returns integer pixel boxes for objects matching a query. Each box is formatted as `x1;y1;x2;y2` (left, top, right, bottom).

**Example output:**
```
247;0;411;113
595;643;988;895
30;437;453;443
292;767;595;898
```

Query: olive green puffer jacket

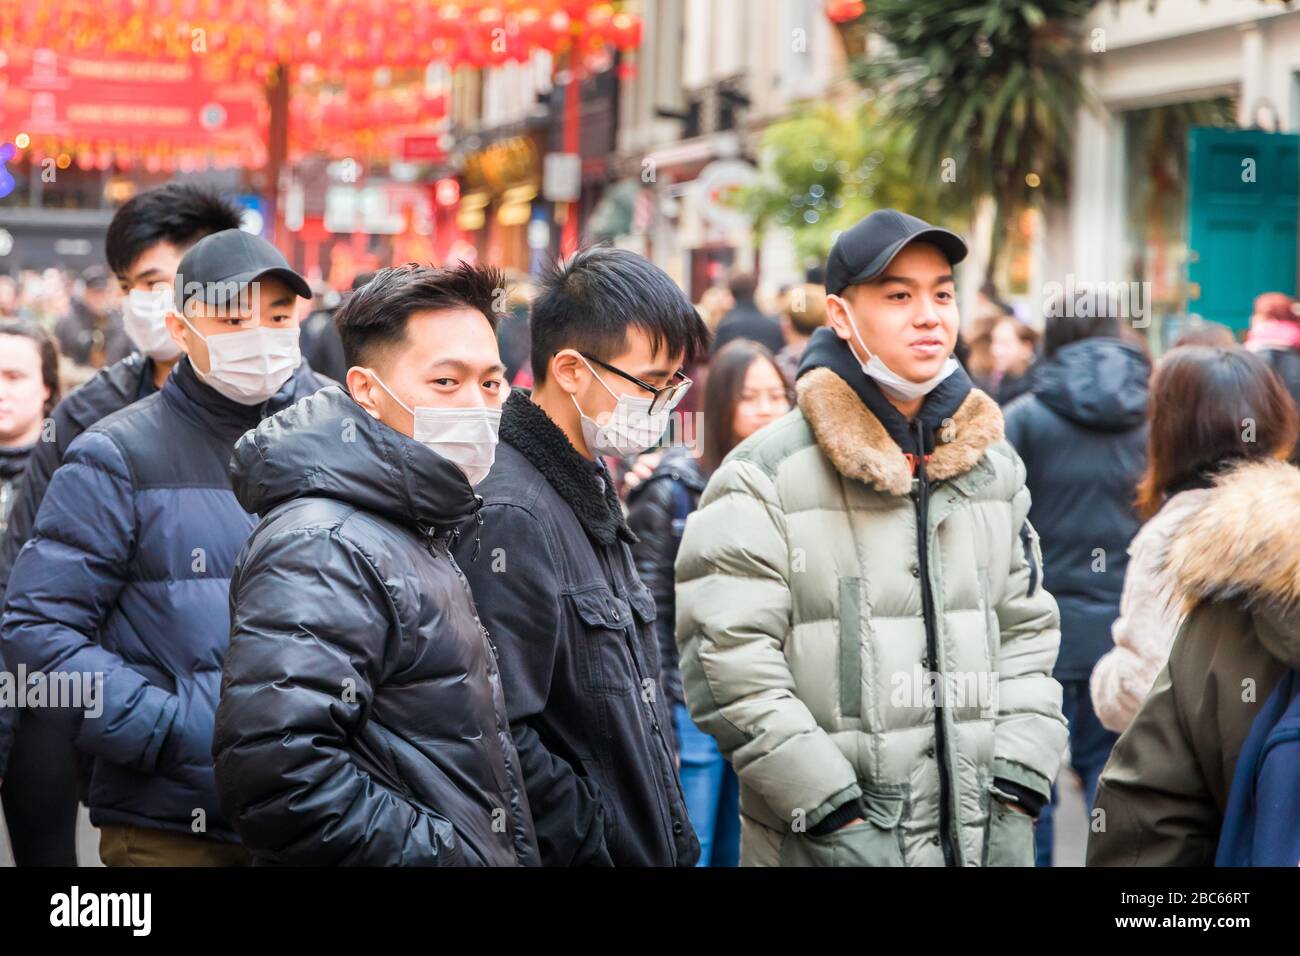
675;367;1068;866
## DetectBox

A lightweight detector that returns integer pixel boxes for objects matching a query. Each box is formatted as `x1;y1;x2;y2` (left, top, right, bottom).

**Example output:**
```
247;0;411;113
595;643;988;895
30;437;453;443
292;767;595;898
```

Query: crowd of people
0;188;1295;867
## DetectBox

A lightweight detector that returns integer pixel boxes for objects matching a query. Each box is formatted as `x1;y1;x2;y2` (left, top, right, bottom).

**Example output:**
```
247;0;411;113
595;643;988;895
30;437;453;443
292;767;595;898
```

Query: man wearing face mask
0;183;243;867
452;246;709;866
212;263;538;866
675;209;1067;867
1;228;330;866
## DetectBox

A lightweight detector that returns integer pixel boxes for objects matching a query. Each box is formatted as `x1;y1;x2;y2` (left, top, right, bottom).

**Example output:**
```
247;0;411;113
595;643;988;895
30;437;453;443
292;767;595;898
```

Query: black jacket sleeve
214;526;464;866
456;502;613;866
626;477;684;707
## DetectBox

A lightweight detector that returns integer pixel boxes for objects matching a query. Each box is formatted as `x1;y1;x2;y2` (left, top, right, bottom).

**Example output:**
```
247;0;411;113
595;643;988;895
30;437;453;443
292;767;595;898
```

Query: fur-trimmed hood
1164;458;1300;669
796;366;1005;496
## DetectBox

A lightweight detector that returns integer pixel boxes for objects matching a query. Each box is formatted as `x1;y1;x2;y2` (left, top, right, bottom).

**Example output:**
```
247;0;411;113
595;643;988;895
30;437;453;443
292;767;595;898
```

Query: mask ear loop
366;369;416;417
833;294;876;366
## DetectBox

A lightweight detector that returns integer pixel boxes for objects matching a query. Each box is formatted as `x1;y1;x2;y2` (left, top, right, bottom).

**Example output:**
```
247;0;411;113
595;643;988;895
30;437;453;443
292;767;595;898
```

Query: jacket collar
796;365;1004;497
163;355;319;445
498;388;635;547
1164;457;1300;669
795;326;975;455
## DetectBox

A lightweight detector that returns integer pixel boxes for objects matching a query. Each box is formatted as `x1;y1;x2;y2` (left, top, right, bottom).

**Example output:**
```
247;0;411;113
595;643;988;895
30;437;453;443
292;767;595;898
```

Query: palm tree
852;0;1095;282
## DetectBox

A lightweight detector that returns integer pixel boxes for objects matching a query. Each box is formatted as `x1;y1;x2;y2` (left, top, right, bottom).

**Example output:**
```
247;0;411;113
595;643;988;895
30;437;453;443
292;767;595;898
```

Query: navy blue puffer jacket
0;355;330;841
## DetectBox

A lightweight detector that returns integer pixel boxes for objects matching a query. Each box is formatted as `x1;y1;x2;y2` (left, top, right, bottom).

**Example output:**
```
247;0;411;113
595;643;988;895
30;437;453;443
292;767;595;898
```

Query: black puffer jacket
626;448;707;706
1003;337;1150;679
453;389;699;867
214;386;538;866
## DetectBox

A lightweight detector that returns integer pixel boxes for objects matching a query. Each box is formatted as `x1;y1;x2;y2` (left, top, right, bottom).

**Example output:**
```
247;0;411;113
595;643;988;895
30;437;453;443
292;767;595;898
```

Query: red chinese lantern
825;0;866;23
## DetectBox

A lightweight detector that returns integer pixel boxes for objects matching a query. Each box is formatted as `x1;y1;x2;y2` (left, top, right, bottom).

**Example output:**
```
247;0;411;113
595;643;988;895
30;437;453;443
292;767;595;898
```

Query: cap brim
196;267;314;307
845;227;969;288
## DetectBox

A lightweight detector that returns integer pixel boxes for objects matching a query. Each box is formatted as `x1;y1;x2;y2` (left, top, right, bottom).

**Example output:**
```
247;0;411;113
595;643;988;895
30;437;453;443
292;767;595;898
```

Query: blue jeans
1035;677;1119;866
673;703;740;867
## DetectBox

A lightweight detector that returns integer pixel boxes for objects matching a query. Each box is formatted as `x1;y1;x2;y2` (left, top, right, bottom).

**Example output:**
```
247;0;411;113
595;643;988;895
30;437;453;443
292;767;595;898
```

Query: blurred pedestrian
677;209;1067;867
452;247;707;866
775;282;826;383
0;319;58;796
54;265;130;369
1245;291;1300;409
695;285;734;333
1091;346;1297;735
497;272;534;386
1088;436;1300;865
1003;293;1151;867
213;264;536;866
0;320;58;531
1;230;330;866
711;272;784;355
0;182;243;867
626;340;790;867
1172;318;1236;349
987;315;1039;405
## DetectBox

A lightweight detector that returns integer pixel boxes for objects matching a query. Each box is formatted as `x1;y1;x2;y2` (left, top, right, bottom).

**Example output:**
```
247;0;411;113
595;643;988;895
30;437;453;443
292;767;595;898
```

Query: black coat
1003;337;1150;680
454;389;699;866
625;449;707;707
214;387;537;866
712;300;785;356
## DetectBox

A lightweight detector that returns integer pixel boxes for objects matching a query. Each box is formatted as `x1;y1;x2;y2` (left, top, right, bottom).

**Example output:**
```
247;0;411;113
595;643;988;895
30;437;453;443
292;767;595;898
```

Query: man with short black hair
453;246;707;866
677;209;1067;867
2;229;330;866
0;182;244;867
212;263;536;866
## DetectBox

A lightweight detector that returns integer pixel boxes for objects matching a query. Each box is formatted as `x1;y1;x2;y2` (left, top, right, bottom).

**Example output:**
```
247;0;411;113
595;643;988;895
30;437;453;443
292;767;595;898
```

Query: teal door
1186;127;1299;333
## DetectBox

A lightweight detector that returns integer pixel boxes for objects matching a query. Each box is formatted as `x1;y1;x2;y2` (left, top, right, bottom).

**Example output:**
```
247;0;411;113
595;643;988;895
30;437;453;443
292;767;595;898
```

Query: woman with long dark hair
1089;347;1300;866
1092;347;1297;732
626;339;790;866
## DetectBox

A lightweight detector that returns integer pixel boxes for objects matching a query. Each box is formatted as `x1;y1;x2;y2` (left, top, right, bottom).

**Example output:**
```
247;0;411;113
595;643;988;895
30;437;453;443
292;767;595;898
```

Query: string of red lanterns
0;0;644;169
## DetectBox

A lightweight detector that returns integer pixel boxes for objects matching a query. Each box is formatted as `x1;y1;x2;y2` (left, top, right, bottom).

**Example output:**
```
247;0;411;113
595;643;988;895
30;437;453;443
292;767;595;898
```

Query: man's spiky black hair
105;183;244;279
335;261;505;369
530;245;710;384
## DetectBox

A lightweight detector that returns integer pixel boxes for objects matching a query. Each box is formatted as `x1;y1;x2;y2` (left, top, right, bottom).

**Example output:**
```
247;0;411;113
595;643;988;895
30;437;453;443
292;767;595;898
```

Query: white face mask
830;294;958;403
369;372;502;487
179;313;301;405
572;354;677;459
123;288;182;361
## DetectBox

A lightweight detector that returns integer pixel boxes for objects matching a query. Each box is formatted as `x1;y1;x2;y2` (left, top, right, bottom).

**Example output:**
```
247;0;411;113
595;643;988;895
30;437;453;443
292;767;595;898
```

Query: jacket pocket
567;585;637;695
981;789;1035;867
779;786;907;868
838;577;863;720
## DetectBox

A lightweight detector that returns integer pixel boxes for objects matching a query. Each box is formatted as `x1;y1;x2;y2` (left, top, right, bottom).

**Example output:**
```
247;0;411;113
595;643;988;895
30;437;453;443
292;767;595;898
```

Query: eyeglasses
578;351;693;414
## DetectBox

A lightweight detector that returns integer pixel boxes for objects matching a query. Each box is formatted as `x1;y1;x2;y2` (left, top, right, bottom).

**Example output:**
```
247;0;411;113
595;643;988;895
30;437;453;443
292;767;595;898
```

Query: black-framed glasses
579;351;693;414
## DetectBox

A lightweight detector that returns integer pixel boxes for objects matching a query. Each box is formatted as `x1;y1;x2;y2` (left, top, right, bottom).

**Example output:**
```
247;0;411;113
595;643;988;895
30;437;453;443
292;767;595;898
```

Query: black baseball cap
173;228;311;312
825;209;968;297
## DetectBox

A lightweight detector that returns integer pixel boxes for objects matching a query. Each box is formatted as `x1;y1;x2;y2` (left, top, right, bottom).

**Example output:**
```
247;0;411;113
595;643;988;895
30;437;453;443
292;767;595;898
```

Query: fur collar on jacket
1164;457;1300;669
796;366;1005;496
498;388;635;547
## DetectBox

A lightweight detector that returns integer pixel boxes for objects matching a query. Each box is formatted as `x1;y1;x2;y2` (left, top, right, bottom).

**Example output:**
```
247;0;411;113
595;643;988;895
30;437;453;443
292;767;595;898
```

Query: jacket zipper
912;419;956;867
423;525;523;864
599;545;680;862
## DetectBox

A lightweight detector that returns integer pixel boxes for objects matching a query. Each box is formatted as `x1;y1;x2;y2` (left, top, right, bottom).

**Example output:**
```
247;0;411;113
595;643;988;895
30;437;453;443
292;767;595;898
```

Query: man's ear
346;367;384;420
550;348;587;396
824;292;854;343
164;309;190;355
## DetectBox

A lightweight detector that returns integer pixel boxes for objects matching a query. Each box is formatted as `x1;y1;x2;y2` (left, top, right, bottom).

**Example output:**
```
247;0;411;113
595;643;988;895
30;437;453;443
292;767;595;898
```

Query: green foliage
856;0;1094;222
737;101;959;262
